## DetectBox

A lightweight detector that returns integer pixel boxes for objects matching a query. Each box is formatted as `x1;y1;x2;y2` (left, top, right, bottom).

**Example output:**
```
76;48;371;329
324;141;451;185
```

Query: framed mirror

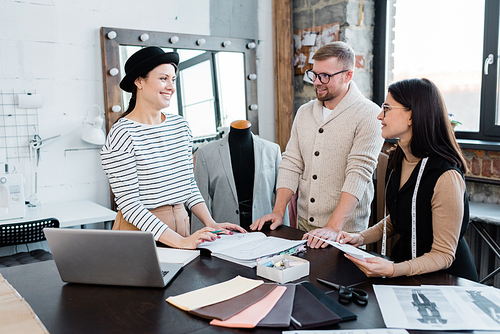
100;27;259;140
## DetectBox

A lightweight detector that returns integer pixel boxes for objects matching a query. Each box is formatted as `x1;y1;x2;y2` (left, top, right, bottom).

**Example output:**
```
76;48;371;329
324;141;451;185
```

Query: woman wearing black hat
101;46;246;249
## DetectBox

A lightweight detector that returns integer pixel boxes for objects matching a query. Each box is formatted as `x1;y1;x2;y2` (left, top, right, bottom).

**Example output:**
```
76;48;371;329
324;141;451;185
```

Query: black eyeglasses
381;103;408;117
305;69;349;84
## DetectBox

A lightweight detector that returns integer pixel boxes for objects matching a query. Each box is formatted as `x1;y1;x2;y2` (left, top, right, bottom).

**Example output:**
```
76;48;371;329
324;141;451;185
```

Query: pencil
210;230;223;234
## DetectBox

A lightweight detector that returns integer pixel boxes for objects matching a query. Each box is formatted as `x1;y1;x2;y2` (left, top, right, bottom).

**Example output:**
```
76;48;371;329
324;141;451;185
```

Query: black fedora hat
119;46;179;92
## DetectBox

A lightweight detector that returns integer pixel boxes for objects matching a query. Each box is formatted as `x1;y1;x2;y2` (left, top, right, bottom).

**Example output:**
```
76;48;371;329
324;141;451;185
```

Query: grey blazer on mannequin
191;134;289;232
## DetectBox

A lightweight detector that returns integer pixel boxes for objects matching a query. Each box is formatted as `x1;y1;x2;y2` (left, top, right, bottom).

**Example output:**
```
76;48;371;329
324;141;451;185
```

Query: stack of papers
197;232;306;267
156;247;200;266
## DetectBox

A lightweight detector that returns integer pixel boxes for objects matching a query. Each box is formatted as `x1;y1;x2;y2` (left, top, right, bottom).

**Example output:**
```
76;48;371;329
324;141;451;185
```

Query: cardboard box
256;254;309;283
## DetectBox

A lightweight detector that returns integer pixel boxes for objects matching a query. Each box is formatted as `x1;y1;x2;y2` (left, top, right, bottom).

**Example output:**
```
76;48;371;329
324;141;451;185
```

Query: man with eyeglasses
251;42;383;249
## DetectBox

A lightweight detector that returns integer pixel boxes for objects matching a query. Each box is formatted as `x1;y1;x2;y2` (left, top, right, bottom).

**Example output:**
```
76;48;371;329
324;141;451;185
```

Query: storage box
256;254;309;283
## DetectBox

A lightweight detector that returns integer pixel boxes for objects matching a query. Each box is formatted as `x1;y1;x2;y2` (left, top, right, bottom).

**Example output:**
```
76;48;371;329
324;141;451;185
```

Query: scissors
317;278;368;306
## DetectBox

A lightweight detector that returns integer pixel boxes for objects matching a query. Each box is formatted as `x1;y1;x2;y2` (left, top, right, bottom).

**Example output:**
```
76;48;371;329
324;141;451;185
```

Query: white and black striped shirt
101;113;204;240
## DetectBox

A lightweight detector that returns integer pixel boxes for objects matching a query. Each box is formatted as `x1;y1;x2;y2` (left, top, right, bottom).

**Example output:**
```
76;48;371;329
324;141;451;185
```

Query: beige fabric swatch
210;286;287;328
167;276;263;311
0;274;49;334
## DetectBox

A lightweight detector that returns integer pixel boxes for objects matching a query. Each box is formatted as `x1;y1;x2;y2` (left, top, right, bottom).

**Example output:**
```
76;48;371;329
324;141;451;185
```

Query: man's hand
250;213;283;231
301;226;339;249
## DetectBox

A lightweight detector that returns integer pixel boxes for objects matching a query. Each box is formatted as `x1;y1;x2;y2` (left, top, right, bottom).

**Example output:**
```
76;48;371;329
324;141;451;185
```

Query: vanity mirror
100;27;259;140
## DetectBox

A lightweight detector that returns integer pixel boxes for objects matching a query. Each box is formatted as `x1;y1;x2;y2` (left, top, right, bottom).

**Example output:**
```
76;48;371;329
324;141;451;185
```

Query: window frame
374;0;500;147
176;51;221;139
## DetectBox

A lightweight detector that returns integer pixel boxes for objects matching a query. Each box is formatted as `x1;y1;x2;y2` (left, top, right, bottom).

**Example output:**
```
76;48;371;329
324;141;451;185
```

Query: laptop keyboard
162;270;169;277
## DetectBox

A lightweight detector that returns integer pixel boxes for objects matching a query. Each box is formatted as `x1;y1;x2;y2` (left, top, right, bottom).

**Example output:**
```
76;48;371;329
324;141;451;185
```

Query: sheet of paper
166;276;263;311
156;247;199;266
283;329;409;334
373;285;500;330
214;237;305;261
197;232;266;253
305;233;375;261
327;241;375;261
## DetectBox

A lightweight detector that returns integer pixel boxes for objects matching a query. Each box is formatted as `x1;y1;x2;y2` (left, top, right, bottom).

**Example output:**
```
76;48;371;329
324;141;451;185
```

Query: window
374;0;500;142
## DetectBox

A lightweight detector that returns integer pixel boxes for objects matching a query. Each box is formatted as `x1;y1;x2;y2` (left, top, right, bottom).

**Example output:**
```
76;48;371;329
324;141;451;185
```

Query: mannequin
228;120;255;229
192;119;289;232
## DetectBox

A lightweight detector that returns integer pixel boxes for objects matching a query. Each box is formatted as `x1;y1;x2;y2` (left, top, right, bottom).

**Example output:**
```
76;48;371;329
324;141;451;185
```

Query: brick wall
464;149;500;180
382;143;500;198
292;0;376;115
463;149;500;201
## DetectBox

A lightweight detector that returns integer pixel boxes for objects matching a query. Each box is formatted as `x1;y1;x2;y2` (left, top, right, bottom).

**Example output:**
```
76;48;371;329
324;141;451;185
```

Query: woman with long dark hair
101;47;245;249
339;78;478;281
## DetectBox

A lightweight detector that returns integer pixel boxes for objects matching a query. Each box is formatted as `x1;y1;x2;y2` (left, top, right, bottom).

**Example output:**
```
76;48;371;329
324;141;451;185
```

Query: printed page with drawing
198;232;306;267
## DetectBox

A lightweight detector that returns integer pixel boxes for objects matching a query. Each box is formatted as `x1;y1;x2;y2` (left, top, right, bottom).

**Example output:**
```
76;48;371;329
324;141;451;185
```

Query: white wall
0;0;274;209
256;0;276;143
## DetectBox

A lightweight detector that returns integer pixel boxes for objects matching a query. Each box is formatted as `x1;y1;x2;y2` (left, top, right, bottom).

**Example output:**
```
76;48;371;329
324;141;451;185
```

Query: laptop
43;228;182;288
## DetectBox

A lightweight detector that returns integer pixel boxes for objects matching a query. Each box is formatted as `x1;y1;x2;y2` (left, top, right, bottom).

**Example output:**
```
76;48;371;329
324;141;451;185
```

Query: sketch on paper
374;285;500;331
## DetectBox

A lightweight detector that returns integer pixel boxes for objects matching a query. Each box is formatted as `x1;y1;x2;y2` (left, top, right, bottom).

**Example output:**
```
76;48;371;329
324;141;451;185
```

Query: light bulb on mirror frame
107;31;117;40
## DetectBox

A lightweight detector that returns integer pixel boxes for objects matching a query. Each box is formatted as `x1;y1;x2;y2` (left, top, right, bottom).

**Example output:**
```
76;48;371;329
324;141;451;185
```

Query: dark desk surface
0;226;482;334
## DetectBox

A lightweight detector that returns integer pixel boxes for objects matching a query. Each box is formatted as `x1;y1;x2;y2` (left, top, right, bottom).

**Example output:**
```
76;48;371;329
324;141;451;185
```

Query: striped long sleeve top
101;113;204;240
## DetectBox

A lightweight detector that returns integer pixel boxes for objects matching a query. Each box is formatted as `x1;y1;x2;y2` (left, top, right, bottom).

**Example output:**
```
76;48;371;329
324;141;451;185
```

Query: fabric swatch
210;286;287;328
190;283;277;320
166;276;263;311
291;284;342;329
300;281;357;322
257;283;295;328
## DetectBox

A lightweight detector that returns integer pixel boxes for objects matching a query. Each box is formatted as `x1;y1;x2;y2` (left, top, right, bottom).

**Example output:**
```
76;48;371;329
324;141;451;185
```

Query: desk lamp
81;105;106;145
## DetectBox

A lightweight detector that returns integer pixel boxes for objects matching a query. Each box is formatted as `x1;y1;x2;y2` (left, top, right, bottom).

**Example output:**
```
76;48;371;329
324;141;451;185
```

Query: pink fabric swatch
210;286;287;328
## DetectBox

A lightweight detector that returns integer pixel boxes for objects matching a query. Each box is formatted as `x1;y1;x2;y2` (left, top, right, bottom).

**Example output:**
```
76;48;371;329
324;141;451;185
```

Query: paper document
283;329;409;334
198;232;306;267
305;233;375;261
156;247;199;266
374;285;500;330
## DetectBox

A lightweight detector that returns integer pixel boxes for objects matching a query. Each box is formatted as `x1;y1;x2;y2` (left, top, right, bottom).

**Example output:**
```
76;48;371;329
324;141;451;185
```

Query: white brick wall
0;0;211;208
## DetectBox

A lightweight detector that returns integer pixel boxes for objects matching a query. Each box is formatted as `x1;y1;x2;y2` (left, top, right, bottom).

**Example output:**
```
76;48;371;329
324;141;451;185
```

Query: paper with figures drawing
373;285;500;330
283;329;409;334
198;232;306;267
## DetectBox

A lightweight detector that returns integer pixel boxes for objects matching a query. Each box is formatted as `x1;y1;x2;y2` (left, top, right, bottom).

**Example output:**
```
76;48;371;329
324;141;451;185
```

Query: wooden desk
0;200;117;228
0;226;481;334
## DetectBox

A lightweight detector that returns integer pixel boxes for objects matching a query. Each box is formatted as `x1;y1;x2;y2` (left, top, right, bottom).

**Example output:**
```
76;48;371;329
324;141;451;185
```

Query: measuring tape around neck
381;158;428;258
381;170;393;257
411;157;428;259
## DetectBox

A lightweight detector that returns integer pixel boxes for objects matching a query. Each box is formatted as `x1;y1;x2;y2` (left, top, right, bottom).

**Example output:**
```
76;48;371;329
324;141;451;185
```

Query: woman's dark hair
118;63;178;120
387;78;467;173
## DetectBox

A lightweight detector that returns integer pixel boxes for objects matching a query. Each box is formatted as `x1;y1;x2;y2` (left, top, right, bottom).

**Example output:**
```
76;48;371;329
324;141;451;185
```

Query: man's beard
315;87;337;102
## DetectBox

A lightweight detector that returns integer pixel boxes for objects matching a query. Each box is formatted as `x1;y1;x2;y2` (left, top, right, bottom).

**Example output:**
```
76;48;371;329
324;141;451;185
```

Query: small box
256;254;309;284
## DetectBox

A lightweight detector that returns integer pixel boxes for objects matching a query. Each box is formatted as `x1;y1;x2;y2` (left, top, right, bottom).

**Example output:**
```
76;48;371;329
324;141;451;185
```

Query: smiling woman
100;46;247;250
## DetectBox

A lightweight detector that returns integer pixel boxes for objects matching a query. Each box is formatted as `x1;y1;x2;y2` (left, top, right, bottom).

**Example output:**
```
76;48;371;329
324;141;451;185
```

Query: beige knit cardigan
277;81;384;232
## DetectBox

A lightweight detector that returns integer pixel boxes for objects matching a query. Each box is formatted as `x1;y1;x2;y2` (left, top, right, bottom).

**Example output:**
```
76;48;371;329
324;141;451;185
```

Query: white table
470;201;500;226
0;200;117;228
469;201;500;283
